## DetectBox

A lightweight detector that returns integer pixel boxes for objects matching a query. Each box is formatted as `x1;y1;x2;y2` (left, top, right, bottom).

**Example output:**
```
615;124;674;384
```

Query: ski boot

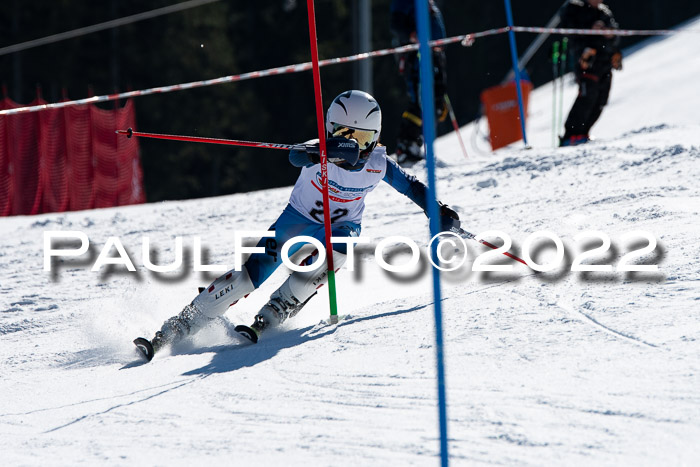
134;267;256;361
234;314;267;344
234;282;315;344
134;303;212;361
559;134;589;147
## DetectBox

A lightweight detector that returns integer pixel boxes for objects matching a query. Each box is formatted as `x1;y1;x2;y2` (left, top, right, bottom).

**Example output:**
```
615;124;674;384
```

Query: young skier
390;0;449;165
559;0;621;146
135;90;459;360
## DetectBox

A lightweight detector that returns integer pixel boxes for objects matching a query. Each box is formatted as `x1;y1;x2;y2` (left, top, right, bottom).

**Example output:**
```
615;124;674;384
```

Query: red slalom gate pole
115;128;305;151
305;0;339;324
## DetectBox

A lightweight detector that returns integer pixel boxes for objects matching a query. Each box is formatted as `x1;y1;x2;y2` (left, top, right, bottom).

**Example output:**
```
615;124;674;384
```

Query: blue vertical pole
414;1;448;466
503;0;530;147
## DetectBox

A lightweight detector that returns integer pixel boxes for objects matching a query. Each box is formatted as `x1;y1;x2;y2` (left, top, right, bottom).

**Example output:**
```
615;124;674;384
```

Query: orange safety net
0;98;144;216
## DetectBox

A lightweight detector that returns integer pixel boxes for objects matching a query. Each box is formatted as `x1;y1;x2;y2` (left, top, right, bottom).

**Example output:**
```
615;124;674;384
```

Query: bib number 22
309;200;348;223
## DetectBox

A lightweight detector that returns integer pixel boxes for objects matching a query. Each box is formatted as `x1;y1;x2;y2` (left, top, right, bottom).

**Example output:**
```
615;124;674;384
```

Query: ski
132;326;256;363
133;337;155;362
233;325;259;344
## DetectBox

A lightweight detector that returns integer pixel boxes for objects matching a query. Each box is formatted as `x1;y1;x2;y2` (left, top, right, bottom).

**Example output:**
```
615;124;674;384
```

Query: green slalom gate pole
552;41;560;147
305;0;339;323
558;37;568;137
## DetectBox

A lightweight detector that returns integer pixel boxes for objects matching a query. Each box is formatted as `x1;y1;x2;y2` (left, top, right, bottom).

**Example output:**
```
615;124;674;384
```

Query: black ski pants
563;70;612;139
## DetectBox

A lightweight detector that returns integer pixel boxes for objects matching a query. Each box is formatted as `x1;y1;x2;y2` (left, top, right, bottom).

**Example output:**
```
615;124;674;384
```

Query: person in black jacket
560;0;622;146
390;0;448;165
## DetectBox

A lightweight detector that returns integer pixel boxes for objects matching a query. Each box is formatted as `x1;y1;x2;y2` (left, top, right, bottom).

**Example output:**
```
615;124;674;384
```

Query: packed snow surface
1;18;699;466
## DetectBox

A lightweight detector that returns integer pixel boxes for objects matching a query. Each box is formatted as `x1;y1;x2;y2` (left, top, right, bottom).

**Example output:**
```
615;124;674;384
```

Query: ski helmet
326;90;382;162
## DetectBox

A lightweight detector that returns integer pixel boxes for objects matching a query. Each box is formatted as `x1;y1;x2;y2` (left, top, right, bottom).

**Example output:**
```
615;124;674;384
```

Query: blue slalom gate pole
504;0;530;148
414;1;449;465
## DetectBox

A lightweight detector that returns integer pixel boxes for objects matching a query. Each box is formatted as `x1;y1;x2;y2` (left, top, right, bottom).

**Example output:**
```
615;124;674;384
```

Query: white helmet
326;90;382;156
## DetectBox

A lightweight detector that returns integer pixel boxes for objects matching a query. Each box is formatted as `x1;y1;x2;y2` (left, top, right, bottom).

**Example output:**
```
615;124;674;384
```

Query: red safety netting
0;98;144;216
0;99;14;216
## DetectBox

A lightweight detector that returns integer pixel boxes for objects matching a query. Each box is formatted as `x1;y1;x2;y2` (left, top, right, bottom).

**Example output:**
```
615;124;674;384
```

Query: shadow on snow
181;304;430;376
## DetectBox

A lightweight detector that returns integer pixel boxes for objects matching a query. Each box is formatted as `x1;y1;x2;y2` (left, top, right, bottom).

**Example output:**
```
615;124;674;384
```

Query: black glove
439;202;458;219
437;202;460;231
305;137;360;166
422;201;460;231
305;149;321;164
327;136;360;166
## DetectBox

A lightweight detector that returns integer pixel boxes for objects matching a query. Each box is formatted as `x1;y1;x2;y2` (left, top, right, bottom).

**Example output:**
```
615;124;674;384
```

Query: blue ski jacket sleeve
383;156;428;211
289;148;314;168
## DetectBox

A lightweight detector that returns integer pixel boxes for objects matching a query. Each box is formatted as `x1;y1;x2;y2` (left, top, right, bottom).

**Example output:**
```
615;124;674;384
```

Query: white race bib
288;146;387;224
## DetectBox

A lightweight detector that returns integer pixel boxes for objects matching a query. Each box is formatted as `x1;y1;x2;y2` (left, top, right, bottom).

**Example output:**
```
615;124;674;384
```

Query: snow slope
1;18;699;466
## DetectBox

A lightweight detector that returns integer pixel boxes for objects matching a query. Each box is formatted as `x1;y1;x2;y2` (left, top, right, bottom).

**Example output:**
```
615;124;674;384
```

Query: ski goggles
331;124;377;151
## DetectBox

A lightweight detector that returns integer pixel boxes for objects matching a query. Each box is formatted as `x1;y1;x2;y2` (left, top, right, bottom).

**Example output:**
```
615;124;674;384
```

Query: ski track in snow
2;17;700;465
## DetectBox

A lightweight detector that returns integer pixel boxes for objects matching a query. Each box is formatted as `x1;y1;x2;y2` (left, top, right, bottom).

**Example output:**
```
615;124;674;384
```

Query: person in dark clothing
560;0;622;146
390;0;448;165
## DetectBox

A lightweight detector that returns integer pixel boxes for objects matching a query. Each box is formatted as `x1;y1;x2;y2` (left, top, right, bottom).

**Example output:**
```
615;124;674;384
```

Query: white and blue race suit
244;144;430;288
